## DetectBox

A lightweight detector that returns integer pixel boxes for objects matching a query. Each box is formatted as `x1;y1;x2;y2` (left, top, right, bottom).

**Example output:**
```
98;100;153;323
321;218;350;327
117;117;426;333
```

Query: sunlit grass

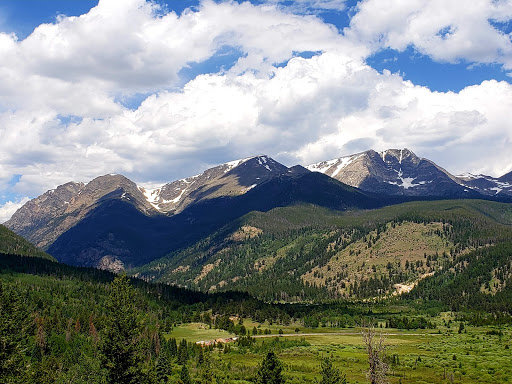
171;320;512;383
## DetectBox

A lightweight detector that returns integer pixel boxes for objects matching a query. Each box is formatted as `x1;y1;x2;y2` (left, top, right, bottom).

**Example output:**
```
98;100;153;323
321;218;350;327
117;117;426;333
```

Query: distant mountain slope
498;170;512;183
0;224;54;260
457;173;512;197
5;175;156;249
133;199;512;301
307;148;481;198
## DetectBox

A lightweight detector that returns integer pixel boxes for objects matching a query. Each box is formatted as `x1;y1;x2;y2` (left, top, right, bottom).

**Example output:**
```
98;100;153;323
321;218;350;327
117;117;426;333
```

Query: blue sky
1;0;512;221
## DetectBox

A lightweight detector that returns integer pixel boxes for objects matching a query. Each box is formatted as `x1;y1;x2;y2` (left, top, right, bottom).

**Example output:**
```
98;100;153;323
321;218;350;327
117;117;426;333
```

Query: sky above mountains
1;0;512;222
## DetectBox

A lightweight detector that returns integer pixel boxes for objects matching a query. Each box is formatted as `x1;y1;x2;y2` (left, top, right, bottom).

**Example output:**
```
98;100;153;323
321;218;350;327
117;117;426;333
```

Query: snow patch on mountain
168;188;187;204
332;155;361;178
138;186;163;210
457;173;481;180
496;181;512;188
307;158;338;173
223;156;258;172
306;154;361;176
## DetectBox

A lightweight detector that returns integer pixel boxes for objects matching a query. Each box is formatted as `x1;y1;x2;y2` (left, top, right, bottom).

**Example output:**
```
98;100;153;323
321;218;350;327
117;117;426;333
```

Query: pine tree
180;364;192;384
197;346;205;365
100;275;145;384
199;352;214;384
320;357;346;384
254;351;285;384
0;282;29;382
178;338;189;365
156;350;172;383
168;337;178;357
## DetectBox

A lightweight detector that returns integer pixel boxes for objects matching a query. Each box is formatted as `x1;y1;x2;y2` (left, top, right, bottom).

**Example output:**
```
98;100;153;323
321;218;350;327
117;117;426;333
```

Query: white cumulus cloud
0;197;30;223
348;0;512;68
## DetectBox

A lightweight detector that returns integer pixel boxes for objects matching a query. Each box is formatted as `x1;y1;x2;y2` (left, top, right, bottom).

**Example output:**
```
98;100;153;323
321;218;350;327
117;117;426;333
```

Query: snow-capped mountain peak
136;155;290;213
307;149;477;197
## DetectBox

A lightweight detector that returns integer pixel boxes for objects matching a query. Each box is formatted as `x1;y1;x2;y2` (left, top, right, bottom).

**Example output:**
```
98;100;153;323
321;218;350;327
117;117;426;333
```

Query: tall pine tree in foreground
0;282;30;383
100;274;146;384
254;351;285;384
320;357;347;384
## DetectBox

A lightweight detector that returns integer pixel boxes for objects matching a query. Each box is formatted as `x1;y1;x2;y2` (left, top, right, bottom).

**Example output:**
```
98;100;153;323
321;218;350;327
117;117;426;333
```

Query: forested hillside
134;200;512;302
0;224;54;261
3;199;512;383
407;242;512;313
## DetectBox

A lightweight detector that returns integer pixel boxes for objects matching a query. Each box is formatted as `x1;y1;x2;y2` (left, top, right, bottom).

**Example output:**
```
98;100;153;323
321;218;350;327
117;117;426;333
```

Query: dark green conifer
199;352;214;384
178;338;189;365
156;348;172;383
180;364;192;384
100;275;145;384
197;346;205;365
320;357;346;384
168;337;178;357
0;282;29;382
254;351;285;384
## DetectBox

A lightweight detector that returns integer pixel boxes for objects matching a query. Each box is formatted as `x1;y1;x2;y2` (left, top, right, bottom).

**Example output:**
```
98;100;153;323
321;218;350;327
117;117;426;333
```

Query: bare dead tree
361;321;389;384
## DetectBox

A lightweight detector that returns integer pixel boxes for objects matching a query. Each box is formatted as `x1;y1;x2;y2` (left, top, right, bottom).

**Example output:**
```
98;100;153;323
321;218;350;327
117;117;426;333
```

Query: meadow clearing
168;315;512;384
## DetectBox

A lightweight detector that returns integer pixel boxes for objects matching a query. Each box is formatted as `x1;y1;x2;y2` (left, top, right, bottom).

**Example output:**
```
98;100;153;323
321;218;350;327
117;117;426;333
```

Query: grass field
168;318;512;383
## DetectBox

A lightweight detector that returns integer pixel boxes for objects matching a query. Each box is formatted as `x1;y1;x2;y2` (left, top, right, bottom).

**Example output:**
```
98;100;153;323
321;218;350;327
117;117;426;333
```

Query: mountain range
5;155;380;270
4;149;512;273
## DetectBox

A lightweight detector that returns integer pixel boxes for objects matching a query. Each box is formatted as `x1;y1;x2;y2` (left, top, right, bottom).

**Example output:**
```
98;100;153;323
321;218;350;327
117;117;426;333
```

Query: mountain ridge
7;155;384;270
138;155;290;214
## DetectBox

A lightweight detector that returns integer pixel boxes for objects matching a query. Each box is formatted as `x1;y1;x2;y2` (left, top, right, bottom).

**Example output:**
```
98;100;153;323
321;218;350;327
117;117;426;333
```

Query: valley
2;150;512;383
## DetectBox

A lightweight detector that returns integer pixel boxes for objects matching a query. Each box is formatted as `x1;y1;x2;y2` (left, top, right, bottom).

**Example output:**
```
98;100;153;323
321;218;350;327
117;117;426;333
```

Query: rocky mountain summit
307;148;509;198
5;175;154;249
138;155;289;213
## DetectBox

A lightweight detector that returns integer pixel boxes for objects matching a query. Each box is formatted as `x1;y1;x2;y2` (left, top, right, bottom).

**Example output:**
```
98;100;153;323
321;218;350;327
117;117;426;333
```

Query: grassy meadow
168;315;512;383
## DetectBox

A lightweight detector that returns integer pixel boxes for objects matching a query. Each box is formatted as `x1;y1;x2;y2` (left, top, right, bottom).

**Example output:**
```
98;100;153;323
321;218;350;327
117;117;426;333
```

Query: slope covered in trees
3;198;512;382
0;224;54;261
407;242;512;313
134;200;512;302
